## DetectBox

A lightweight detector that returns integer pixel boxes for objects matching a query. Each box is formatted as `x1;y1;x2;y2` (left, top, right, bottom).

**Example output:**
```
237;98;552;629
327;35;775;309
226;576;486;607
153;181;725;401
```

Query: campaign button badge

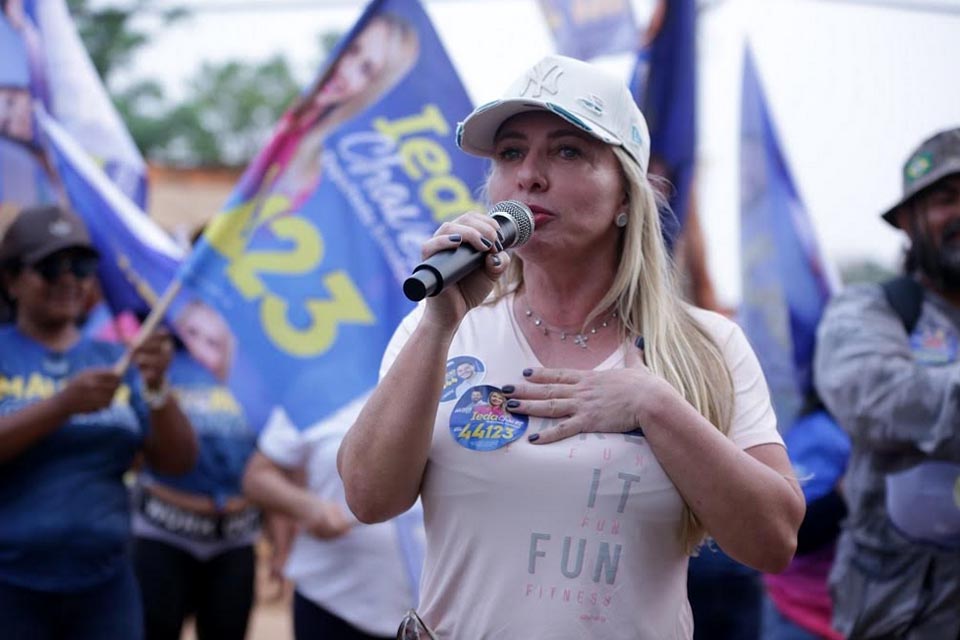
910;324;959;365
441;355;485;402
449;385;527;451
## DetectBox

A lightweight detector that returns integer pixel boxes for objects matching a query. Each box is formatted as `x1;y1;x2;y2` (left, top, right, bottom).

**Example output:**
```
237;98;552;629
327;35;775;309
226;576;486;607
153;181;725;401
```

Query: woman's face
487;111;626;264
177;304;232;377
0;89;33;142
7;250;97;329
488;391;506;407
314;20;392;107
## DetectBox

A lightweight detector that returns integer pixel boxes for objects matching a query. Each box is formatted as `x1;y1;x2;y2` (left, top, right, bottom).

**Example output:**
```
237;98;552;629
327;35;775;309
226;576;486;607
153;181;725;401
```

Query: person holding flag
339;54;803;639
0;204;196;639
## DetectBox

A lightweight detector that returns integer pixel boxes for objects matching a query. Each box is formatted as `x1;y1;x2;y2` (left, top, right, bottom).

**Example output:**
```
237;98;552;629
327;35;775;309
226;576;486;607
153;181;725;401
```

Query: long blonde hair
489;146;734;552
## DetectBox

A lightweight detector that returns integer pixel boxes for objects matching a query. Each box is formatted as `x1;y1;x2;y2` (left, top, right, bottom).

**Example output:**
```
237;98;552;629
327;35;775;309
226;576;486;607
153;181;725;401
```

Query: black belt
137;489;260;543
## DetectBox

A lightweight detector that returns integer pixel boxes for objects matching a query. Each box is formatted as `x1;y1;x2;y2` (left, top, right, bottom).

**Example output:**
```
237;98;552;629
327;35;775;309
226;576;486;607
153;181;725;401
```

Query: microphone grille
491;200;535;247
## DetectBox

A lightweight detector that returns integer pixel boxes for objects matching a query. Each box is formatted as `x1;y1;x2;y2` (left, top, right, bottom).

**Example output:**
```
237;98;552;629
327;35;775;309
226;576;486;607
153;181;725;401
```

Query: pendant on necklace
524;308;616;349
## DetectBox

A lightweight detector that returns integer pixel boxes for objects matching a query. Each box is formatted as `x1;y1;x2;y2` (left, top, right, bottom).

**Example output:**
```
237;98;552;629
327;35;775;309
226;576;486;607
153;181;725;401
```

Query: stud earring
615;212;628;228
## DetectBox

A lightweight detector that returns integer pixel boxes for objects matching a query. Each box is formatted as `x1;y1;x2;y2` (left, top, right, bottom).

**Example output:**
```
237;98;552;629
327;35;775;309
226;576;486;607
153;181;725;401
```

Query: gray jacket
814;281;960;640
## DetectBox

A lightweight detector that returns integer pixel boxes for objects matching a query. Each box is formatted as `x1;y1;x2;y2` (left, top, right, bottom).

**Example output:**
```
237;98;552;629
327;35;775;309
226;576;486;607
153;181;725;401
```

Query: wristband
143;379;171;410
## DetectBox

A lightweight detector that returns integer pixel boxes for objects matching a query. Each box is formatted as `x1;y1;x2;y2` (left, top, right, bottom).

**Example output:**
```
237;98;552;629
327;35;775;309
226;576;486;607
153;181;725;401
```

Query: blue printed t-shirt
0;326;150;592
144;350;256;507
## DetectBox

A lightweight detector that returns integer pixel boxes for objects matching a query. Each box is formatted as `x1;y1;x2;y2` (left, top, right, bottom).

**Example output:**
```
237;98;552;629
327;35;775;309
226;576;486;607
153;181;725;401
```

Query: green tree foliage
65;1;333;168
66;0;187;86
150;57;301;167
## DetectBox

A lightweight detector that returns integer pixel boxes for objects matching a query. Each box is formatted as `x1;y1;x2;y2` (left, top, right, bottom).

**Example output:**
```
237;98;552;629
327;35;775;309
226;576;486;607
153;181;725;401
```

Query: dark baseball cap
0;204;98;265
882;127;960;228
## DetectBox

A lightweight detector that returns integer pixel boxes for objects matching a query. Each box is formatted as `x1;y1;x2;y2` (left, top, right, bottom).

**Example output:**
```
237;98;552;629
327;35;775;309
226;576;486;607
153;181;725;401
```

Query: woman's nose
516;154;548;192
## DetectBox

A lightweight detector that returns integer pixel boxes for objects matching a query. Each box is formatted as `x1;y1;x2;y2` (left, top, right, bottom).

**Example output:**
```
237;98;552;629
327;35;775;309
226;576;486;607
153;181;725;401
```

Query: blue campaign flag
630;0;696;247
35;109;184;318
176;0;487;431
738;46;836;430
0;0;147;212
537;0;637;60
0;4;55;209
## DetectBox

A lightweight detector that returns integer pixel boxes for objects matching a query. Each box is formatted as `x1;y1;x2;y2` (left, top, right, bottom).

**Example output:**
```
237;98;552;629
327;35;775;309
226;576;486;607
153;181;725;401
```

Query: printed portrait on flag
238;12;420;213
0;86;33;145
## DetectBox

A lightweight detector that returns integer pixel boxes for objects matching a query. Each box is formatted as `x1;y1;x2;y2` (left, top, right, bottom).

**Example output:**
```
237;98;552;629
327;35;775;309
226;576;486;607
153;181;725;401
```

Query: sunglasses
396;609;438;640
31;254;99;283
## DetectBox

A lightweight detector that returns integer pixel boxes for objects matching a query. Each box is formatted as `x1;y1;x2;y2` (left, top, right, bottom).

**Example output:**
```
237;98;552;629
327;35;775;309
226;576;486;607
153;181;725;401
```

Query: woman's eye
558;145;582;159
496;147;522;161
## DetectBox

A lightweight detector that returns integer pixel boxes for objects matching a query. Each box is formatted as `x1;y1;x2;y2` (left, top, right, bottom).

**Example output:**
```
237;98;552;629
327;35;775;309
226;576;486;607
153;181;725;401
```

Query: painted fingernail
448;234;462;242
635;336;645;350
528;433;540;442
501;384;515;394
491;255;502;266
506;399;520;409
496;229;505;243
480;237;493;248
494;240;504;252
522;368;533;377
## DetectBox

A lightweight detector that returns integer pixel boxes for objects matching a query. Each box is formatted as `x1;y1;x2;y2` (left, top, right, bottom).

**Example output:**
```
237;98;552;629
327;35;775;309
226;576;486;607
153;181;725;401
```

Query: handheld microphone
402;201;535;302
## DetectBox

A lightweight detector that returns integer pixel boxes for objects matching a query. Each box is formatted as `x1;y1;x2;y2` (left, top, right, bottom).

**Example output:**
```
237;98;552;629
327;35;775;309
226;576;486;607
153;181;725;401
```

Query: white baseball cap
456;54;650;173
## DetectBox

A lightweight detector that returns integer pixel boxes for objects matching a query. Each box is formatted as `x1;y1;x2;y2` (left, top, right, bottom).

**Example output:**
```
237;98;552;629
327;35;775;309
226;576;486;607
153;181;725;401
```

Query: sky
115;0;960;305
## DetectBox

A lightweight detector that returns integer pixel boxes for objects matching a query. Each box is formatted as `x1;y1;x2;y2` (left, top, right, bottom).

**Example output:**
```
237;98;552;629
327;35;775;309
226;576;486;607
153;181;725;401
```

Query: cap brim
881;162;960;229
457;98;621;159
23;240;99;265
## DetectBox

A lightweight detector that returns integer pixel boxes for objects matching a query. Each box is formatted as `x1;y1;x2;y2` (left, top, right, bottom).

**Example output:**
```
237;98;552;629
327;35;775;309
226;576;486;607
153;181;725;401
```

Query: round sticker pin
449;385;527;451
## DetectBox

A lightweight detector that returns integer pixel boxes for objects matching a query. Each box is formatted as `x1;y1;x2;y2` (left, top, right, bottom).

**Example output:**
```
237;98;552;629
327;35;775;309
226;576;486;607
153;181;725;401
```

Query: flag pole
112;278;183;376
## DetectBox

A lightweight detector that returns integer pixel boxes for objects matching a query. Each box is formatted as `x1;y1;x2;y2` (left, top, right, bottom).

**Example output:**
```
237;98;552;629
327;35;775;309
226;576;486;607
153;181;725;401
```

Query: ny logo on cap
520;61;563;99
49;220;73;237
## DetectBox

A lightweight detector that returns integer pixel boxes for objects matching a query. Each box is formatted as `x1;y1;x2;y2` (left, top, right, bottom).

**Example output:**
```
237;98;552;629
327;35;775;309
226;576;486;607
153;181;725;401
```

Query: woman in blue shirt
0;204;197;640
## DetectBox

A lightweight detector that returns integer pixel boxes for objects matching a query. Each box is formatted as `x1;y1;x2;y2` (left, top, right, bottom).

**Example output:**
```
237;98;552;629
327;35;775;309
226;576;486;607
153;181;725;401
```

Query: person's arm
516;323;804;572
262;510;297;596
243;450;351;538
339;213;508;524
141;396;196;475
133;332;197;475
338;315;454;523
815;284;960;460
0;368;122;464
641;415;803;573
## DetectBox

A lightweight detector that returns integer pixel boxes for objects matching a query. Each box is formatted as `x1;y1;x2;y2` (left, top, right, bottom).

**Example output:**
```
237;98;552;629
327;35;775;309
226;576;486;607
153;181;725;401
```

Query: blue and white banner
537;0;637;61
1;0;147;212
738;46;837;431
175;0;486;431
36;108;183;316
630;0;695;247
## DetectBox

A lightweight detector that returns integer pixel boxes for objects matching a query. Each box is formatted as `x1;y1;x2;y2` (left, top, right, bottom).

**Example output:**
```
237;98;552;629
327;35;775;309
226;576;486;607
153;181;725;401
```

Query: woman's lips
528;205;553;228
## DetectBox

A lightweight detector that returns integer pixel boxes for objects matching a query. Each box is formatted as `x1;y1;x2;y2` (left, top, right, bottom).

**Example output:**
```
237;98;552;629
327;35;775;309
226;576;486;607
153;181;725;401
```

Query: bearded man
814;127;960;639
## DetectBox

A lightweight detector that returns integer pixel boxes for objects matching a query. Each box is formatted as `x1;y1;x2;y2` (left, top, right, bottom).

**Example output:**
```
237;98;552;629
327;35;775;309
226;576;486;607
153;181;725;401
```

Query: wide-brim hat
456;54;651;173
0;204;98;265
882;127;960;228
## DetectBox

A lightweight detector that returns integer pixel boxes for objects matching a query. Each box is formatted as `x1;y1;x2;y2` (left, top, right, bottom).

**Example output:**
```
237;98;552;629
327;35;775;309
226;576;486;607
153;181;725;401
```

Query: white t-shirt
380;295;782;639
258;403;424;636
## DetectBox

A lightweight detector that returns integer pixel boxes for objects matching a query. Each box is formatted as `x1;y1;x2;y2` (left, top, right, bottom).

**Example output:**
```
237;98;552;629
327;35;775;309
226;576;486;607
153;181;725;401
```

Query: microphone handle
402;217;520;302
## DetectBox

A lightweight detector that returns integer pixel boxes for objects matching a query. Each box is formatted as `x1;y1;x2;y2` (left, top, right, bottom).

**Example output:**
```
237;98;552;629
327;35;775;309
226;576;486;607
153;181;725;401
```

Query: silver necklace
523;308;618;349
